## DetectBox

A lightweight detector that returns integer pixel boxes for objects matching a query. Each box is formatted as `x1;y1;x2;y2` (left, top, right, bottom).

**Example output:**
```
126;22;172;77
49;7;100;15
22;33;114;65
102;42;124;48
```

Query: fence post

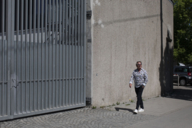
6;0;15;118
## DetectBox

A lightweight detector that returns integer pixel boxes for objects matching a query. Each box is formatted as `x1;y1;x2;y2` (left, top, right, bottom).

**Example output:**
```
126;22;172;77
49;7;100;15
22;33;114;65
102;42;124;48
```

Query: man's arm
143;71;148;87
129;72;134;88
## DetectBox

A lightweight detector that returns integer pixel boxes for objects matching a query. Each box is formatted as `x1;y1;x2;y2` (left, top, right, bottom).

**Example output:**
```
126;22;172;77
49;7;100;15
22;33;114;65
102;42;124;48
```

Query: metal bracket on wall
86;97;92;105
86;10;92;20
87;39;92;43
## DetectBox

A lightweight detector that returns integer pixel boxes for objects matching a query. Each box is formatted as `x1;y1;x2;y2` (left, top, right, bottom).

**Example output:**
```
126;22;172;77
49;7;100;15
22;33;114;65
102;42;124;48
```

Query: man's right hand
129;83;132;88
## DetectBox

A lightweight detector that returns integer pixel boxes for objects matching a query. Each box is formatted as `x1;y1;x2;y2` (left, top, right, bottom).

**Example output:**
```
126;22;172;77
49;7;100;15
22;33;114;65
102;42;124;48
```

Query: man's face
136;62;142;69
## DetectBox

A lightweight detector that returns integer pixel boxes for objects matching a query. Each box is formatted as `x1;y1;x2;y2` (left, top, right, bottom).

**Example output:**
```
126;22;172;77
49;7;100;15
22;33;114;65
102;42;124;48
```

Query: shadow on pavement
115;107;134;113
173;83;192;88
164;85;192;101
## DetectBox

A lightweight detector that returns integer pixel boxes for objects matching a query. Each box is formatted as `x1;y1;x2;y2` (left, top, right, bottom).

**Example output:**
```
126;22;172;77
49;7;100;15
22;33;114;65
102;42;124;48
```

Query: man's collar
136;68;143;71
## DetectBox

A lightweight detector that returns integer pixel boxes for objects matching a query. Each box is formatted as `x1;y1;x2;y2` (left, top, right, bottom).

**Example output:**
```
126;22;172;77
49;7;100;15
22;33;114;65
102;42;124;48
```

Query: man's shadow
115;107;136;114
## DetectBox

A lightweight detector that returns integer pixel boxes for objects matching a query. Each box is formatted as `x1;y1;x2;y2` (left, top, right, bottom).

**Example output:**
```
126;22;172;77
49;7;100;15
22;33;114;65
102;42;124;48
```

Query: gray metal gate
0;0;86;121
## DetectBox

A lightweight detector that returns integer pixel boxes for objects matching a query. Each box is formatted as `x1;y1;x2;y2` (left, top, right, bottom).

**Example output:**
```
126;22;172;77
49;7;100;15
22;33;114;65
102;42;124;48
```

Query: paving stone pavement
0;108;155;128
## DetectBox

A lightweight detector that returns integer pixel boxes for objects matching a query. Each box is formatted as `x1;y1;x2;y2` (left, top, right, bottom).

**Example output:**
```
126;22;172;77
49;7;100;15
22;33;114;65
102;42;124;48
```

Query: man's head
136;61;142;70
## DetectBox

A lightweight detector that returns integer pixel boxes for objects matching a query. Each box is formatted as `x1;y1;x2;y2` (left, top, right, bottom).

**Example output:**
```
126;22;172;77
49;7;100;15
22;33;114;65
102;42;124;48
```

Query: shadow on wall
159;30;173;96
159;0;173;96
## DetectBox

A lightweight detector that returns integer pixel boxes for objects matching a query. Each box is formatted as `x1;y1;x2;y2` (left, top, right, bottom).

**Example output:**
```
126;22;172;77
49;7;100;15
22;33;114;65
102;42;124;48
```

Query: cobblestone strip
0;108;155;128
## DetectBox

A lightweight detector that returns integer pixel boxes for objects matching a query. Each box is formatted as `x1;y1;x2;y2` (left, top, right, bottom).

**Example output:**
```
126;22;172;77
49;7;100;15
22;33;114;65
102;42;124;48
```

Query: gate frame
0;0;86;121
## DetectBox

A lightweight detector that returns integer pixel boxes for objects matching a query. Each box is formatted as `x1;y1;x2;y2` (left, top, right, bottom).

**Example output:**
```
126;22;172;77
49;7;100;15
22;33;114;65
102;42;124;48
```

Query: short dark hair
136;61;142;65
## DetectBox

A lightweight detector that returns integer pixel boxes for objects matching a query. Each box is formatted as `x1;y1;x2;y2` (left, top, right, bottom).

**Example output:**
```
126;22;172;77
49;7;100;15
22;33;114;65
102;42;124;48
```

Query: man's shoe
138;108;144;112
133;109;138;114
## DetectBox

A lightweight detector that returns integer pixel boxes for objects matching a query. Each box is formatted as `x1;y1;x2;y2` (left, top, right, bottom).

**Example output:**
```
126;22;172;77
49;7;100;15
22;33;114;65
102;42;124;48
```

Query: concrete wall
160;0;174;96
86;0;174;106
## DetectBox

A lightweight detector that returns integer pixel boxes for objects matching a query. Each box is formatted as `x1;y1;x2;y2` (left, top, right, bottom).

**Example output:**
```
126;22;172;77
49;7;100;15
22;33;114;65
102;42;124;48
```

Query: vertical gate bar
55;0;58;108
80;0;82;104
83;0;86;105
71;0;74;106
50;0;55;108
48;0;51;109
73;0;75;105
79;0;82;104
25;0;29;112
69;0;71;106
41;0;45;110
72;0;75;106
72;0;74;106
33;0;36;111
0;1;1;116
73;0;76;105
59;0;62;107
62;0;64;106
16;0;20;114
78;0;81;104
12;0;15;116
61;0;63;107
76;0;78;105
29;0;32;112
21;0;24;113
7;0;15;118
0;0;1;116
66;0;69;106
51;0;55;108
37;0;40;111
70;0;73;106
45;0;48;109
74;0;77;105
83;0;86;104
74;0;76;105
63;0;66;106
52;0;55;108
81;0;84;103
1;0;5;116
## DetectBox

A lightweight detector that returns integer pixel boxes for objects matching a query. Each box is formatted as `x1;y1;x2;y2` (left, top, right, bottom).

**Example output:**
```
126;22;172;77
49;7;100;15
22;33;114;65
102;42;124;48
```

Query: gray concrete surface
131;105;192;128
1;85;192;128
102;84;192;116
89;0;174;106
113;96;192;116
0;108;155;128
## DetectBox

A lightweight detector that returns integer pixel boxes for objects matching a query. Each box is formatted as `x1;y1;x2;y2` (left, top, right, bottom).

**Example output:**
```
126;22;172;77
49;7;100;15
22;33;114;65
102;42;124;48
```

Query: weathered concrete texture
90;0;173;106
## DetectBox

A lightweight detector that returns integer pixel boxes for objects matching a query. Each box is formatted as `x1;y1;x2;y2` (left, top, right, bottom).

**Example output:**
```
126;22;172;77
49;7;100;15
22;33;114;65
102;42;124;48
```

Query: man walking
129;61;148;114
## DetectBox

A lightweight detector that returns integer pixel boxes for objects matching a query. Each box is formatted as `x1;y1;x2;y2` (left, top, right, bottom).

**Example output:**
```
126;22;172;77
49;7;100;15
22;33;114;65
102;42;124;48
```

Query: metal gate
0;0;86;121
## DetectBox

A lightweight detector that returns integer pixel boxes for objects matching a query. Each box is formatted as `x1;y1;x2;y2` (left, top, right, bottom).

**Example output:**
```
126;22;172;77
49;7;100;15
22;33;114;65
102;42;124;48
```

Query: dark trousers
135;86;144;110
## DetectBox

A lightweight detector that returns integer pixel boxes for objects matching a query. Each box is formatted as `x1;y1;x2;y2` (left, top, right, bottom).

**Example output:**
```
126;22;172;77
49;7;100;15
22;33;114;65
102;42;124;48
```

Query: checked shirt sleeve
129;71;135;84
143;70;148;86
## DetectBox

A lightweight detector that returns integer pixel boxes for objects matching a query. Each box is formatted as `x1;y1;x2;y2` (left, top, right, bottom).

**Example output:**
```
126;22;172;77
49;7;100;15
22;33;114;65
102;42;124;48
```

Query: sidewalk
113;96;192;116
0;85;192;128
102;84;192;116
130;105;192;128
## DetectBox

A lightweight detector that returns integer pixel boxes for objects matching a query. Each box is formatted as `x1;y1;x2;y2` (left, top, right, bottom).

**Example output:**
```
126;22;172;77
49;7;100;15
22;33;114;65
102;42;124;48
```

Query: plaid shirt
129;68;148;88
